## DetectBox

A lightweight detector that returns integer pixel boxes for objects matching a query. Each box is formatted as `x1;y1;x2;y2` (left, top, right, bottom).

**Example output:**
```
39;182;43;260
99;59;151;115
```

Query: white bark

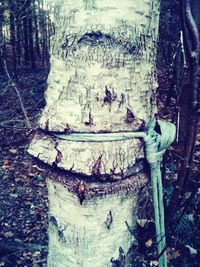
47;175;147;267
28;0;160;266
40;0;159;133
28;132;144;177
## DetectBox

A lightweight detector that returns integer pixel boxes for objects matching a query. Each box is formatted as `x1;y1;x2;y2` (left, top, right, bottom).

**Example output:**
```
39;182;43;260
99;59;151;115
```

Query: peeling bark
28;130;144;178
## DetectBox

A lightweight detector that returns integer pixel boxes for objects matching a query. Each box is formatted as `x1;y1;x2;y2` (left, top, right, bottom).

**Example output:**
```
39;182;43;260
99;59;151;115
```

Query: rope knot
144;120;176;164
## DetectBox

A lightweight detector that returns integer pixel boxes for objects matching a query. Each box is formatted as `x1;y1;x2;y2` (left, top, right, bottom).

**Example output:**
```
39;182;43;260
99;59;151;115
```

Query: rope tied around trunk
53;119;176;267
144;120;176;267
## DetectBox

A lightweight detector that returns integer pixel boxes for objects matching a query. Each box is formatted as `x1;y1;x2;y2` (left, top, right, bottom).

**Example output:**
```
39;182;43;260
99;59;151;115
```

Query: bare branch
3;60;32;129
167;0;200;221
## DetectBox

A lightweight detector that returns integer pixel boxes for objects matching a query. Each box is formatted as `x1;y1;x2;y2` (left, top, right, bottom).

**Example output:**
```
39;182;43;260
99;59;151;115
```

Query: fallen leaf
10;193;18;198
187;214;195;223
22;251;32;258
33;251;41;257
19;174;28;180
9;148;18;154
150;260;158;266
3;160;9;165
37;182;45;187
186;245;197;255
2;160;9;170
174;250;181;259
145;239;153;248
36;175;44;181
4;231;14;238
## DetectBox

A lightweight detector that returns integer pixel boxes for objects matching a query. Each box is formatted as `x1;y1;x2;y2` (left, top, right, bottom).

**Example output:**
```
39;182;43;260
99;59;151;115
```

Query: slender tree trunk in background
28;0;161;266
27;0;35;68
16;17;21;67
167;0;200;223
16;0;22;67
191;0;200;34
9;0;17;77
0;0;4;73
46;6;51;54
22;0;29;64
40;0;47;64
45;4;50;67
33;0;40;59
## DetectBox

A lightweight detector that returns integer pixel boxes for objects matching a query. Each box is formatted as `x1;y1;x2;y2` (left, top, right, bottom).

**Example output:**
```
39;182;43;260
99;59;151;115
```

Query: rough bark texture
38;161;148;267
29;0;160;176
28;0;160;266
47;176;147;267
28;130;144;178
40;0;159;133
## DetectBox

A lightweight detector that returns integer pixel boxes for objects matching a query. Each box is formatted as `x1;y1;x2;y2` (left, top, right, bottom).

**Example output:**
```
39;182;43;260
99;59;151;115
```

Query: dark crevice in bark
76;180;87;204
49;216;67;243
35;147;147;183
104;211;113;230
31;155;148;200
111;247;125;267
54;142;63;165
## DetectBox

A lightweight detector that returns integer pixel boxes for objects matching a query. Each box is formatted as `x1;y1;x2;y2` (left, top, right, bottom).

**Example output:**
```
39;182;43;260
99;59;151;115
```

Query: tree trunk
33;0;40;59
39;0;48;64
27;0;35;69
28;0;160;266
16;0;23;67
0;0;4;73
22;0;29;64
191;0;200;34
16;16;21;67
9;0;17;77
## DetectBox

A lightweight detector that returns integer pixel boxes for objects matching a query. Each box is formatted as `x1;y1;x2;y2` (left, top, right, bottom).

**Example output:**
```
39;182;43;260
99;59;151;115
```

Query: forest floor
0;69;49;267
0;67;199;267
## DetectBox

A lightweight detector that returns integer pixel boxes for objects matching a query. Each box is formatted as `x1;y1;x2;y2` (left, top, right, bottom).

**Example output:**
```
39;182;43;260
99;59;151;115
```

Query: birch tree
28;0;161;266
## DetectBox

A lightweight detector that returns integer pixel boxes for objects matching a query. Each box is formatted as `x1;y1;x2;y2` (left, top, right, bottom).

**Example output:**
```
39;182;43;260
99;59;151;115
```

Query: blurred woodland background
0;0;199;266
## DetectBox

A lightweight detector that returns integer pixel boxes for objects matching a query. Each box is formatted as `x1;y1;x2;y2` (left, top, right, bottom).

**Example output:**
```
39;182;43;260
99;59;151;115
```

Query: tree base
46;171;148;267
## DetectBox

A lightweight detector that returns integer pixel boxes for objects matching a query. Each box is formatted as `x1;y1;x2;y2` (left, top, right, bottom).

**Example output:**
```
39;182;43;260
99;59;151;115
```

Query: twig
0;239;47;260
3;60;32;129
167;0;199;221
156;189;196;261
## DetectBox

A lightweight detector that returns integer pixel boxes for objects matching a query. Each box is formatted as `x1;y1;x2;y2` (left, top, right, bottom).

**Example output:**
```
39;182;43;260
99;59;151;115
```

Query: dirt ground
0;69;49;266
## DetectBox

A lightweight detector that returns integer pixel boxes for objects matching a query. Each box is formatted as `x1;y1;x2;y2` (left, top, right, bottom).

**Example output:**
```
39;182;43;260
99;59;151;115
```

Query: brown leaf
3;160;9;166
174;250;181;259
2;160;9;170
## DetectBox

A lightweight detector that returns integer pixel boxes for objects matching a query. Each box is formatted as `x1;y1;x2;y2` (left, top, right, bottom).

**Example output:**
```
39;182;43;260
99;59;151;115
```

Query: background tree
0;0;51;76
0;0;4;73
